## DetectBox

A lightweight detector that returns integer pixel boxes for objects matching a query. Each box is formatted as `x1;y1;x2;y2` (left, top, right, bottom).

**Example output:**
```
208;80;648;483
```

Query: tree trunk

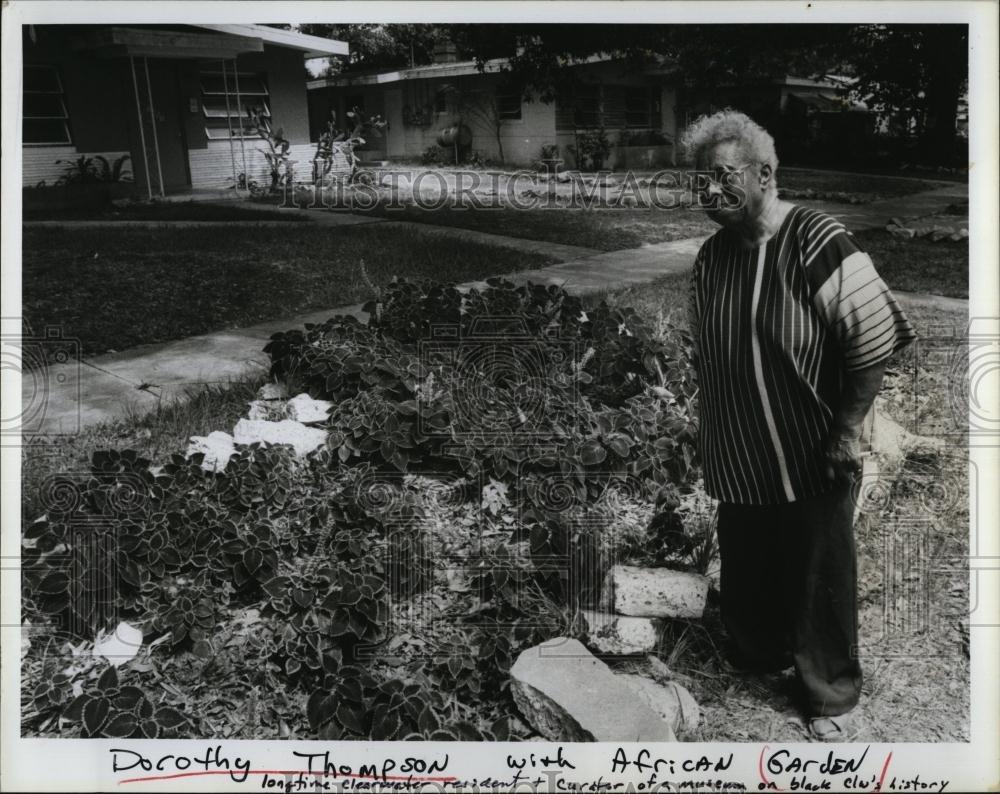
920;26;968;166
494;124;505;164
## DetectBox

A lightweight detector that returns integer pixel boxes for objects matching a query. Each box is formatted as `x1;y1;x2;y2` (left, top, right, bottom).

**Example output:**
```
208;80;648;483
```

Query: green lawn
853;229;968;298
22;224;557;360
22;201;309;222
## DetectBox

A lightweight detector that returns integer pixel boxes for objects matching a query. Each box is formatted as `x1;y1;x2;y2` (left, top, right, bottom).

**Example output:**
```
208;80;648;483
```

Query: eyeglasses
692;163;756;193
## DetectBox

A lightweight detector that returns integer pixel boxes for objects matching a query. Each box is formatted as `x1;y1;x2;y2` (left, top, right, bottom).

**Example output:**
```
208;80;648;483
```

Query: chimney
433;38;459;64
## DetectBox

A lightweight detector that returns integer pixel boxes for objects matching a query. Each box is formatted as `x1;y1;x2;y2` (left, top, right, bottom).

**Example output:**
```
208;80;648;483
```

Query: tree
296;24;449;75
846;25;967;162
449;23;966;164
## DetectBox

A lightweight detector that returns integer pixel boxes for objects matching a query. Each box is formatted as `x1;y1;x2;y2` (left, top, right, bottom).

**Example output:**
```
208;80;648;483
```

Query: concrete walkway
796;184;968;230
21;182;967;435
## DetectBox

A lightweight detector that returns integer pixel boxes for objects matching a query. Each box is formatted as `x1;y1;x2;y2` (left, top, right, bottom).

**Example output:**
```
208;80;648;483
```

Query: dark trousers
716;483;862;717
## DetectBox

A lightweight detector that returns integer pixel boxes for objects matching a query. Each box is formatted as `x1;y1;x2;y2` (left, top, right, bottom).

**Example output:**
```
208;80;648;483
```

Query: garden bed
22;224;557;360
20;275;967;743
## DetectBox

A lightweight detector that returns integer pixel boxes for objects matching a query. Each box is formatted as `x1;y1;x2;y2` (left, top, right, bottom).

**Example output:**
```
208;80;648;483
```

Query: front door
140;59;190;192
148;60;190;191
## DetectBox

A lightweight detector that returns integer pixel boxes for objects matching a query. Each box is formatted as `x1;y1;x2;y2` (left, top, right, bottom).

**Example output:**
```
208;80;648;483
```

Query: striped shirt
689;206;917;505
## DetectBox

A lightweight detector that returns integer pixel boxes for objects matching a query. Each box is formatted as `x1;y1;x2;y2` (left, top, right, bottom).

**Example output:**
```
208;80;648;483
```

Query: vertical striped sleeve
805;227;917;371
688;244;706;367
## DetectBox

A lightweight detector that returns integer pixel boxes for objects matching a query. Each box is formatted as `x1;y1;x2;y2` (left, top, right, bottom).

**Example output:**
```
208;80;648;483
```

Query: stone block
581;610;661;655
618;673;700;736
601;565;709;619
510;638;677;742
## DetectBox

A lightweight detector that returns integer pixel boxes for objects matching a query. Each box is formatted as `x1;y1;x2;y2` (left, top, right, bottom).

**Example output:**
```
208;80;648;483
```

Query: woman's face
697;140;766;229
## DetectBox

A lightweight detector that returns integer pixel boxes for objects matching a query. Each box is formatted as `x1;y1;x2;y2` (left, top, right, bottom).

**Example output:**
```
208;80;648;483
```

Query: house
307;48;682;170
309;44;886;172
21;24;348;197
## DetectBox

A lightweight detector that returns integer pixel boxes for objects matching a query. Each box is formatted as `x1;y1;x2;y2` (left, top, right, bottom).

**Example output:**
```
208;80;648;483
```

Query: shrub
23;277;704;741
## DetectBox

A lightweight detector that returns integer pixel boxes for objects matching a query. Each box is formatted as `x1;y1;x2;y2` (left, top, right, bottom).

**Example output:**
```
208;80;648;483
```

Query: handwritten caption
108;744;951;792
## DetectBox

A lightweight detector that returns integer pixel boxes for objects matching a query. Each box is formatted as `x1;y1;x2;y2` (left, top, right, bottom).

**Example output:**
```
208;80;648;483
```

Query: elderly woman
681;110;916;740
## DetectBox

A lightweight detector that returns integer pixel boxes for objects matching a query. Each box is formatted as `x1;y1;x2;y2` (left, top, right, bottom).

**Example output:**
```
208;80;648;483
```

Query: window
433;89;449;114
572;85;601;128
23;65;71;145
200;70;269;140
625;86;659;128
496;90;522;120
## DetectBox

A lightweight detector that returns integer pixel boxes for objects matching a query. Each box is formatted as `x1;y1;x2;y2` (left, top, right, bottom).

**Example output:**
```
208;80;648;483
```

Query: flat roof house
22;24;348;197
307;51;682;170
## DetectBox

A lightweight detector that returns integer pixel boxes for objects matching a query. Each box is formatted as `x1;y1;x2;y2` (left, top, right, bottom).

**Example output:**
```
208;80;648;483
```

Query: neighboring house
683;75;872;165
21;24;347;196
308;50;682;169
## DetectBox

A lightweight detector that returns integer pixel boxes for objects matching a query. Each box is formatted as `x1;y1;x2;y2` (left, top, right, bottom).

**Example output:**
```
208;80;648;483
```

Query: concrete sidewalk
796;184;968;230
20;182;967;435
20;235;702;435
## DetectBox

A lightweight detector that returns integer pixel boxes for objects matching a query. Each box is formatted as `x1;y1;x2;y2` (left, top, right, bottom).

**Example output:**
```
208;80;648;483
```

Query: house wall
23;146;132;187
314;74;557;167
21;27;315;191
21;26;137;186
312;61;679;170
186;44;314;189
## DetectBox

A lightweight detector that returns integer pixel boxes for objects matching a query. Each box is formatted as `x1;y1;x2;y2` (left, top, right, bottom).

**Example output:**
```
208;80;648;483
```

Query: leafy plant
55;154;132;185
246;107;294;194
63;666;190;739
571;127;612;171
313;108;387;186
306;668;507;741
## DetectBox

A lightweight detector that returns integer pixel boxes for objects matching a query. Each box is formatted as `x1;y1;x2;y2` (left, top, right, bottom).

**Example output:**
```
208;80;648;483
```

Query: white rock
870;401;945;472
581;610;662;655
233;418;327;458
509;638;677;741
247;400;273;421
285;393;333;424
186;431;236;473
618;673;700;736
93;621;143;667
601;565;709;619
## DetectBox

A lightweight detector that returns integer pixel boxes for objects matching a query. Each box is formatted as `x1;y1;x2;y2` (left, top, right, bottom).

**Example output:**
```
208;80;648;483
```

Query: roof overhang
308;58;507;90
195;24;349;58
71;24;348;61
74;26;264;59
308;53;614;90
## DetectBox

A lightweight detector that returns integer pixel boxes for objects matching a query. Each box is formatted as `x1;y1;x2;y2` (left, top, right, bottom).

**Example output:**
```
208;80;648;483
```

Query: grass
366;204;718;252
336;167;948;253
22;224;557;359
853;229;968;298
22;201;310;223
592;281;970;743
21;374;267;520
778;169;941;197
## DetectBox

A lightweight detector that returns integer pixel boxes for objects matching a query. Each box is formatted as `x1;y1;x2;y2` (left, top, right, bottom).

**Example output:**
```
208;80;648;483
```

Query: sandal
808;712;857;742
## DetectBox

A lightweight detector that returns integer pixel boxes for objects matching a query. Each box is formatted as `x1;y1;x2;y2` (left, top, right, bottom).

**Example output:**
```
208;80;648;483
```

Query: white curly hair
681;109;779;181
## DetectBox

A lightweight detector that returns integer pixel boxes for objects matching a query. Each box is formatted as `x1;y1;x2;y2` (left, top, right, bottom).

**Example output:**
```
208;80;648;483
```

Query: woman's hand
823;426;862;485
